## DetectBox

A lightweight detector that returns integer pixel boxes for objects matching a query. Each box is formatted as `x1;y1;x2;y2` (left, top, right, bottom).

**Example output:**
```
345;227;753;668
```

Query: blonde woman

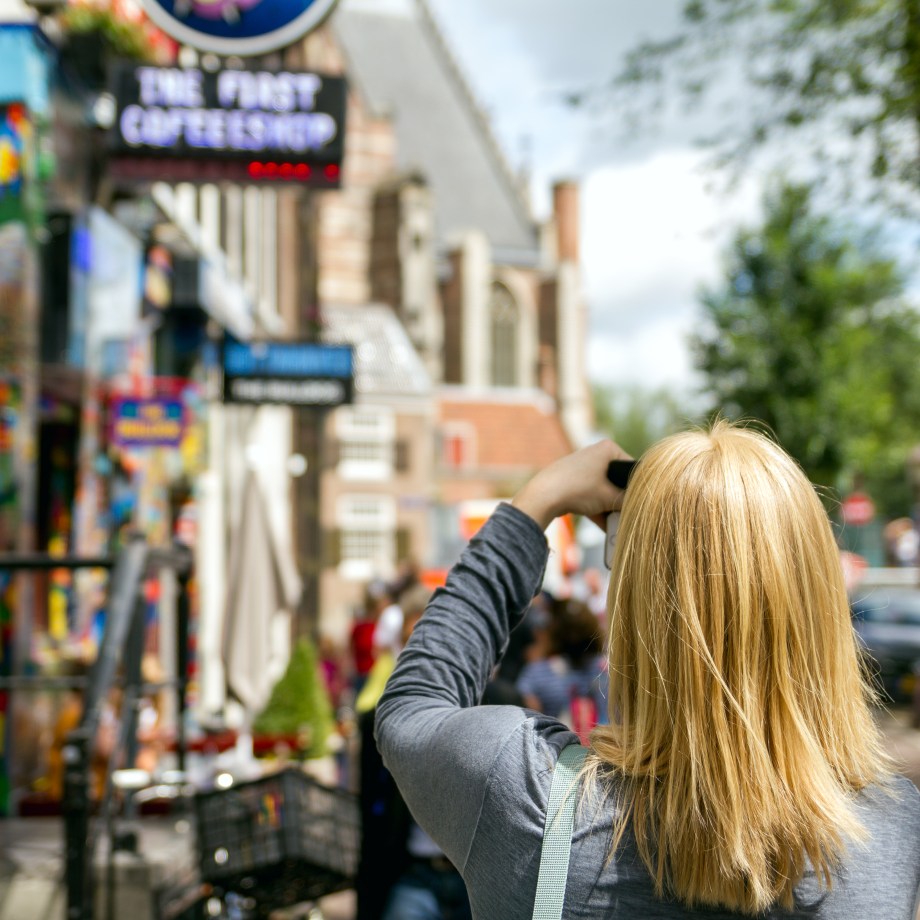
376;421;920;918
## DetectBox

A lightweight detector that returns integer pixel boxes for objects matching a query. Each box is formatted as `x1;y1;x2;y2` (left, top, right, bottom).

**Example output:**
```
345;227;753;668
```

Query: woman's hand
511;439;632;531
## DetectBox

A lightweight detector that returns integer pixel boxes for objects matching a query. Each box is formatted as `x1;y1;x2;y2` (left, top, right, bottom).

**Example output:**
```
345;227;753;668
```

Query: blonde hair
590;420;890;914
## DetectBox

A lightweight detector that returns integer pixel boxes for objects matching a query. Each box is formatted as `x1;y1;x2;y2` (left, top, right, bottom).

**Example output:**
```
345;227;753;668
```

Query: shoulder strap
531;744;589;920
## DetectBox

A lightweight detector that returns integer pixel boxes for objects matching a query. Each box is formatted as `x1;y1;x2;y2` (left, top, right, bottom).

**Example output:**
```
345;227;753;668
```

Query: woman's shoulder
472;715;583;823
857;773;920;816
857;772;920;808
851;774;920;864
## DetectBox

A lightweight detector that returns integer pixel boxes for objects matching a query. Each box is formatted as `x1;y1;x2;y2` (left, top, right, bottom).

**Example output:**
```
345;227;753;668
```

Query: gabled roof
334;2;540;264
440;389;573;470
321;302;432;398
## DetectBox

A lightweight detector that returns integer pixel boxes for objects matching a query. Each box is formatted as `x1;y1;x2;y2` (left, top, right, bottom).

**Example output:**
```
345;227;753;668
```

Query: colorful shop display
0;102;49;235
0;103;33;228
0;378;21;554
0;572;13;813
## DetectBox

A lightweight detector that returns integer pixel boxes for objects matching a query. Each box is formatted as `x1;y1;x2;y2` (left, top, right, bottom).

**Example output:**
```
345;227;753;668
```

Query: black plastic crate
195;768;359;907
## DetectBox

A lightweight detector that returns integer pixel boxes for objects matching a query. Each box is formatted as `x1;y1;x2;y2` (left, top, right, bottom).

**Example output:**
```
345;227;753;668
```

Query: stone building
292;0;593;638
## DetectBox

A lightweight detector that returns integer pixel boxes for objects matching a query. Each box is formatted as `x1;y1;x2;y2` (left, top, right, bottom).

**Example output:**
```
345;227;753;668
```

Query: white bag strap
531;743;588;920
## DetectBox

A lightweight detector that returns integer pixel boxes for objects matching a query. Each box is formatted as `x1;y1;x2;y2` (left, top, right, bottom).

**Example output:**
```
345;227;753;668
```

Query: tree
605;0;920;208
592;383;698;456
693;181;920;515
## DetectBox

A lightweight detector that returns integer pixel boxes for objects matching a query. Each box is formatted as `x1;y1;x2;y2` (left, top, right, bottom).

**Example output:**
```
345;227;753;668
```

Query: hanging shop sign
111;397;185;448
137;0;339;57
222;337;353;407
107;62;346;186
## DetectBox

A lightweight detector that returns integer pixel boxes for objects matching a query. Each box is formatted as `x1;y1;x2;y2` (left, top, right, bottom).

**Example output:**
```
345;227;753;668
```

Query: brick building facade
291;0;593;639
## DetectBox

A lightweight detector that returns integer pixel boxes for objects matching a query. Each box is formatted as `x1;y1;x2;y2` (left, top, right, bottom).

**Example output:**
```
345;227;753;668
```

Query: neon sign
108;63;346;186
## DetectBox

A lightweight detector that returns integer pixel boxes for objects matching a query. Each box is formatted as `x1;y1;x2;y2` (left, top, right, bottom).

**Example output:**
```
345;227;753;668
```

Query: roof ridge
412;0;535;233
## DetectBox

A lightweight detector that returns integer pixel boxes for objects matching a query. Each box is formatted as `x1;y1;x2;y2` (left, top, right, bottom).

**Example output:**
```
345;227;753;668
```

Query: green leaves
59;5;158;62
592;384;698;457
693;181;920;515
606;0;920;211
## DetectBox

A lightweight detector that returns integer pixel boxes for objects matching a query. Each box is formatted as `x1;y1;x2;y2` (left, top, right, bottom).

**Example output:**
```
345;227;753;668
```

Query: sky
364;0;769;398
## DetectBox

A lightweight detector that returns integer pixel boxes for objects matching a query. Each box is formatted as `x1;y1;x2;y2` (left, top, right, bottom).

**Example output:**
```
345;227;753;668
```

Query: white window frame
337;493;396;582
336;405;396;481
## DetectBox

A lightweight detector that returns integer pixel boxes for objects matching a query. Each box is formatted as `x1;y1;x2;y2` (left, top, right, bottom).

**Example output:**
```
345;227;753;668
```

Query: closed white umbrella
222;470;301;718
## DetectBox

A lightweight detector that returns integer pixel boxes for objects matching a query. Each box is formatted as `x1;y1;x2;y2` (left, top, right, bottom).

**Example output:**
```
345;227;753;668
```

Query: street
3;706;919;920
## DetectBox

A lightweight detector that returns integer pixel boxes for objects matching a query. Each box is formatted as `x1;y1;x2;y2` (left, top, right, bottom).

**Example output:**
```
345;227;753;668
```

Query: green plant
59;5;157;62
693;180;920;517
253;638;335;760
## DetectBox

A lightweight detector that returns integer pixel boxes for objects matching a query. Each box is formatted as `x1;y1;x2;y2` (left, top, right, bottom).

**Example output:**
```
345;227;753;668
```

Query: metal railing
0;535;193;920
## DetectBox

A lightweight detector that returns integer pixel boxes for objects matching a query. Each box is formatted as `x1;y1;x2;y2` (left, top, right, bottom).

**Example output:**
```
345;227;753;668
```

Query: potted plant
58;4;158;92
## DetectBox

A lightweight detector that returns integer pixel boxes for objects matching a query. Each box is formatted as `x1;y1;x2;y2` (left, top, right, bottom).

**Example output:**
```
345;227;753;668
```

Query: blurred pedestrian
884;518;919;567
357;590;470;920
376;422;920;918
483;593;549;705
579;566;608;622
318;633;348;710
515;597;607;740
350;579;389;695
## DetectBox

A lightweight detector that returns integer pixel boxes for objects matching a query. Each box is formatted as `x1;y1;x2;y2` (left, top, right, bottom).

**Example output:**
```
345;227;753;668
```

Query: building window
340;440;389;464
441;422;476;469
338;494;396;581
490;283;518;387
336;406;395;481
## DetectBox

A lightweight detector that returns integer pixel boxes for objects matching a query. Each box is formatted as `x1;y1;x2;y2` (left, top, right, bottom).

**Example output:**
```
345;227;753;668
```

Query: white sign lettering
120;105;337;152
216;71;322;112
114;66;342;158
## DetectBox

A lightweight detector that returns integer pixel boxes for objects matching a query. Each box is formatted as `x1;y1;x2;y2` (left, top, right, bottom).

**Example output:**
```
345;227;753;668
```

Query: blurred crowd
310;560;611;920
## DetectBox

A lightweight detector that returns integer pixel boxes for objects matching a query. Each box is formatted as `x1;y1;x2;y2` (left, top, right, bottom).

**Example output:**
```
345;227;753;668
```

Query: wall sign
137;0;340;57
108;62;346;186
111;398;185;448
223;338;354;407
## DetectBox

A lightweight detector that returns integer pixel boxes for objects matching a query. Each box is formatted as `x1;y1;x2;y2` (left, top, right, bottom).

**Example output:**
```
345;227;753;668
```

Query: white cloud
588;314;701;393
422;1;763;394
397;1;777;395
581;149;761;390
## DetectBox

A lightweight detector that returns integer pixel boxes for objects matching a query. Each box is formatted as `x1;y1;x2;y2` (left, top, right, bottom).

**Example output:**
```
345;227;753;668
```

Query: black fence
0;536;194;920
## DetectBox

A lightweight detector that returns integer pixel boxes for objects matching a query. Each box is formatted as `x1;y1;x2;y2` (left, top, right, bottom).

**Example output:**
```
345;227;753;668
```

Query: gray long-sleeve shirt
376;503;920;919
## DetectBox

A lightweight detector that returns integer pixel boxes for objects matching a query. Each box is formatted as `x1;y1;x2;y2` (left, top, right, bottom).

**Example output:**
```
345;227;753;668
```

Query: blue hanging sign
222;338;354;406
137;0;340;57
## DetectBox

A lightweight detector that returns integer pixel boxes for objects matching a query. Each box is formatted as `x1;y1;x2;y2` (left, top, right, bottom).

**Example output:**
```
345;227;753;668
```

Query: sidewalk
0;816;357;920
